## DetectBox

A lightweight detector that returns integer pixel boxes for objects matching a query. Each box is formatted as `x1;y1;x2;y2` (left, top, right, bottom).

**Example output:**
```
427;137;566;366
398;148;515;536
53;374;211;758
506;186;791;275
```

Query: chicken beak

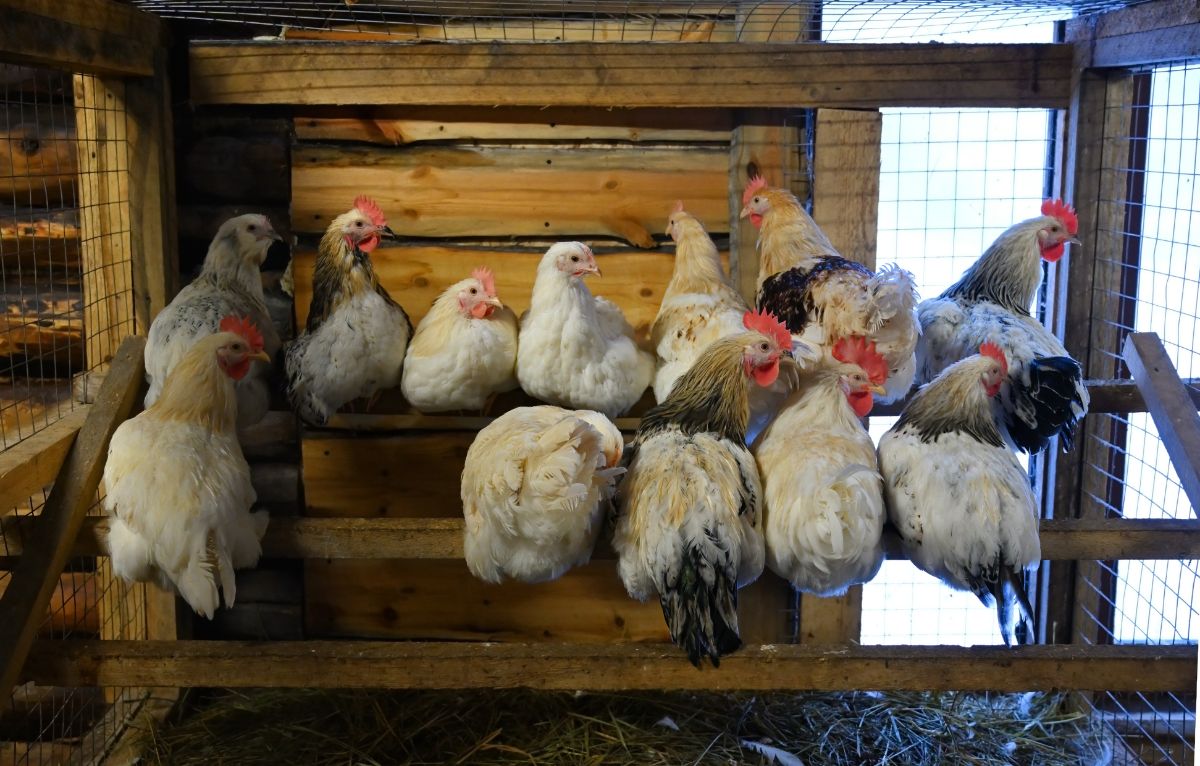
485;296;504;309
269;230;283;242
869;384;888;396
250;350;272;364
379;225;397;239
739;205;752;219
1066;236;1081;246
587;263;602;278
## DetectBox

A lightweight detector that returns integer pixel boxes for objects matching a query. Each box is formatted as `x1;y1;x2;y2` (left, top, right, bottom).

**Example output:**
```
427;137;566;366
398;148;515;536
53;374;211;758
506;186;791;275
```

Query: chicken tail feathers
865;263;919;332
1005;355;1087;454
659;543;742;668
989;567;1035;647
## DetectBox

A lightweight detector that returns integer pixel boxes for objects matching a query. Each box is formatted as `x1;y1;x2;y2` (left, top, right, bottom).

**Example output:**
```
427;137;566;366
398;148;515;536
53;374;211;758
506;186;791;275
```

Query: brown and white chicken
145;214;281;428
651;202;749;402
104;317;271;618
516;242;654;419
878;343;1040;645
401;267;518;413
754;337;889;596
741;175;919;404
916;199;1088;453
613;310;800;667
284;196;411;425
462;405;624;584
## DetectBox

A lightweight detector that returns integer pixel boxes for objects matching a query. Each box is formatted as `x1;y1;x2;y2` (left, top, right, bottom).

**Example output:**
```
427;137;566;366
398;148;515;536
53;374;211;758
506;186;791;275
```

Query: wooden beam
1069;0;1200;69
190;42;1073;109
0;406;88;515
0;0;161;77
1123;332;1200;517
0;335;144;701
23;640;1195;692
18;515;1195;564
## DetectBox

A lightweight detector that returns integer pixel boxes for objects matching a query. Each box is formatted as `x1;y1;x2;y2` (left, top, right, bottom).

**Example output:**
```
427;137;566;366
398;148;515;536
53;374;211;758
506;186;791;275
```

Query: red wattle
220;357;252;381
1040;241;1065;262
358;234;380;253
750;213;763;229
848;391;874;417
469;302;493;319
752;359;780;387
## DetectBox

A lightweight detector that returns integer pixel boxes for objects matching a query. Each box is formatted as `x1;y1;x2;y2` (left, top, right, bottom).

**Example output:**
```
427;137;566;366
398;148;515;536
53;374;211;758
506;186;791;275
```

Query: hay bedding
139;688;1106;765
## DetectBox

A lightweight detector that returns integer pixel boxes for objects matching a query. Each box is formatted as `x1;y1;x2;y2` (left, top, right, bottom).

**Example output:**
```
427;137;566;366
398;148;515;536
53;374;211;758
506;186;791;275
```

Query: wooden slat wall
294;107;735;643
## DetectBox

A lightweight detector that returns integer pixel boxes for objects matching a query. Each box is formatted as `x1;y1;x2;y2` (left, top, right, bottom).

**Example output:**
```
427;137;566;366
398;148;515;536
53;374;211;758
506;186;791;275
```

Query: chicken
144;214;281;429
461;405;624;584
740;175;919;403
915;199;1088;453
401;267;519;413
878;343;1039;645
650;202;749;403
104;317;271;618
754;337;889;596
285;196;412;425
613;310;797;667
516;242;654;419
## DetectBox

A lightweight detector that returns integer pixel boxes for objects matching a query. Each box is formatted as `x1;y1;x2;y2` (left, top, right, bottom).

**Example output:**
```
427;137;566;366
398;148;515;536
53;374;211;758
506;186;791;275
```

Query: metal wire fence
1072;58;1199;766
1;64;143;766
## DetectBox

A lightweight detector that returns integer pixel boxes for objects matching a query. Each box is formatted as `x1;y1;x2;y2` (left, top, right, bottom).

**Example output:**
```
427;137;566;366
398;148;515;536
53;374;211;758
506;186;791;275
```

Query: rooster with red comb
104;316;272;618
879;343;1040;646
753;335;889;596
614;309;815;667
916;198;1088;453
284;196;412;425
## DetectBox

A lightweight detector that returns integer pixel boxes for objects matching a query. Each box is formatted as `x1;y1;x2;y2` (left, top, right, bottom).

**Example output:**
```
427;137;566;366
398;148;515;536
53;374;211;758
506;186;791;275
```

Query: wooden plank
0;208;81;273
291;144;727;248
306;558;668;643
799;107;883;644
0;406;88;515
0;334;144;701
24;640;1196;693
291;245;726;341
182;133;290;205
812;108;883;266
11;515;1200;564
74;76;136;370
1123;332;1200;517
281;18;735;43
0;120;76;207
0;742;78;766
0;0;160;77
191;42;1073;109
0;283;83;369
1069;0;1200;69
295;107;732;145
125;49;179;331
729;112;798;303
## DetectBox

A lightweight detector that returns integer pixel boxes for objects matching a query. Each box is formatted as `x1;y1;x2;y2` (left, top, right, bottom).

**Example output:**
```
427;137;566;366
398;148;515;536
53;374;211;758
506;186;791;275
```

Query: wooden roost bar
0;0;1198;761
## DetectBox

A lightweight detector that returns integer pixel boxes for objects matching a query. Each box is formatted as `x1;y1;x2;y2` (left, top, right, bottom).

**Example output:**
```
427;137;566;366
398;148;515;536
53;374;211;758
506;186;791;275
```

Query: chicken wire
1;64;144;766
128;0;1149;43
1069;59;1199;766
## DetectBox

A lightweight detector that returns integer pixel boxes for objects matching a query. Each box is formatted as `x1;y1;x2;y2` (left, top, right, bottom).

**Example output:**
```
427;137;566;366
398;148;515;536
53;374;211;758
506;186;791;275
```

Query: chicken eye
754;196;761;203
570;255;579;262
356;221;364;227
247;224;256;232
469;287;478;295
759;342;769;352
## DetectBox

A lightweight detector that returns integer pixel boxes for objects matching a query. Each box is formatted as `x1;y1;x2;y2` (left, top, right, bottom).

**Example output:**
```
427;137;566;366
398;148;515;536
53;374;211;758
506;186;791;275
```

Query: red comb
979;341;1008;376
353;195;387;228
672;200;684;214
471;266;496;297
1041;198;1077;235
742;175;769;207
219;315;264;354
832;336;889;386
743;309;791;350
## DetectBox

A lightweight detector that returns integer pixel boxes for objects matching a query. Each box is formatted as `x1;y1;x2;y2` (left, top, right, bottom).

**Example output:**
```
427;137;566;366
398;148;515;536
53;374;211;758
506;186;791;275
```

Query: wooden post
794;108;883;644
0;336;145;701
728;2;815;646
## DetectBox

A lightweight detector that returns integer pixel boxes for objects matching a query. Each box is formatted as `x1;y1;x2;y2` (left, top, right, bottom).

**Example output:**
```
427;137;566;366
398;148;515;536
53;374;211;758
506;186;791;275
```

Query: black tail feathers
660;545;741;668
1006;355;1086;454
975;567;1035;647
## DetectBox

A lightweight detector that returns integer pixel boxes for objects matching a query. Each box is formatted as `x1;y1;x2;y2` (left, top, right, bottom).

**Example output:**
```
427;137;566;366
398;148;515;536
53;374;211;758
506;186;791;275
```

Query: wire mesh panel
1073;59;1199;766
130;0;1148;42
1;63;143;766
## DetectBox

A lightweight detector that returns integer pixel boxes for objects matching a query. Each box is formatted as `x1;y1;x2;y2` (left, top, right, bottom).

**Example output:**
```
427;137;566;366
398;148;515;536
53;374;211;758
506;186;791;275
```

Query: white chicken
104;317;271;618
516;242;654;419
285;196;411;425
754;337;889;596
144;213;281;429
613;310;799;667
401;267;519;413
461;405;624;584
878;343;1040;645
651;202;749;402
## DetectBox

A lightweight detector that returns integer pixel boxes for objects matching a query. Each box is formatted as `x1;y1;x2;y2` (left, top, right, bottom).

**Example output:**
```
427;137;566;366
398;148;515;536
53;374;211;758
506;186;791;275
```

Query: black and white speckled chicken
145;214;281;429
